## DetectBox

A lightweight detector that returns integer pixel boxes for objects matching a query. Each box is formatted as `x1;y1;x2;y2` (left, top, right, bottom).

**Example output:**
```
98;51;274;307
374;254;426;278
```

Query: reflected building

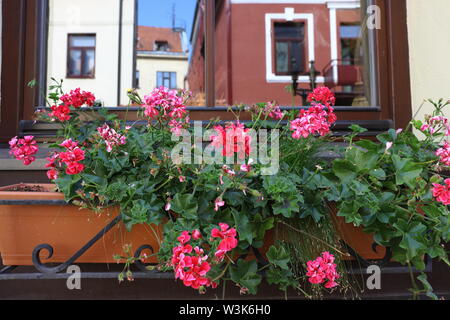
136;26;189;97
188;0;373;107
46;0;136;106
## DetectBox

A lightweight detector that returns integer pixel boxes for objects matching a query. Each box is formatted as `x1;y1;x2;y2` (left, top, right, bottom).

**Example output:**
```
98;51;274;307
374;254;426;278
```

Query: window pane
47;0;197;105
170;72;177;89
136;0;193;95
203;0;377;107
275;42;289;73
340;25;361;39
68;49;82;76
69;35;96;47
274;22;304;39
157;71;162;87
83;49;95;76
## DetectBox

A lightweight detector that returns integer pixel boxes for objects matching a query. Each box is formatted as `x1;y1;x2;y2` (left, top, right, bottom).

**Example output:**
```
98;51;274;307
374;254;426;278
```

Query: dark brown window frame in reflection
66;34;96;79
273;21;306;76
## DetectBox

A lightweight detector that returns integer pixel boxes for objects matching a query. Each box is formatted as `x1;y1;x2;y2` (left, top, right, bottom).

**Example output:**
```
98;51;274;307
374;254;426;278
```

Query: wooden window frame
273;21;306;76
66;34;96;79
0;0;412;142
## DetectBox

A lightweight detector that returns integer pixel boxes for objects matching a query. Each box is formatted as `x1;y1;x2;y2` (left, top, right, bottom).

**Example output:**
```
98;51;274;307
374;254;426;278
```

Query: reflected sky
138;0;197;39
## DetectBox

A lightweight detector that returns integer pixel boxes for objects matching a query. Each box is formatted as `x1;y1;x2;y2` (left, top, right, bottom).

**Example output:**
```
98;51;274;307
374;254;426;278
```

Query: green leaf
231;208;253;245
82;173;106;186
332;159;358;183
417;273;438;300
229;260;261;295
170;193;198;220
391;154;423;188
266;245;291;270
370;168;386;180
349;124;368;134
27;79;37;88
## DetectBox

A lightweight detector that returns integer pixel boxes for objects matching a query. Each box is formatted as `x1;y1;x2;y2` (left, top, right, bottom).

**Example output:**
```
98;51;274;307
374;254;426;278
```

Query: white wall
136;55;188;96
407;0;450;123
47;0;135;106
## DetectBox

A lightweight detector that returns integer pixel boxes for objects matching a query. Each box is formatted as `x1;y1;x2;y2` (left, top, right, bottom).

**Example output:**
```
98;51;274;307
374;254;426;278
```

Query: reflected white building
136;26;189;97
47;0;136;106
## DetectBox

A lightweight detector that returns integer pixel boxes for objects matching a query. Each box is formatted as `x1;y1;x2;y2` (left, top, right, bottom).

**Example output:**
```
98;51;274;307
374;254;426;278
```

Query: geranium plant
8;80;449;299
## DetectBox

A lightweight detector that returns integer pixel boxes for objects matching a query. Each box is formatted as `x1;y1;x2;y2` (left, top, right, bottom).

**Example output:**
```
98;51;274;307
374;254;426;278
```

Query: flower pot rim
0;183;64;201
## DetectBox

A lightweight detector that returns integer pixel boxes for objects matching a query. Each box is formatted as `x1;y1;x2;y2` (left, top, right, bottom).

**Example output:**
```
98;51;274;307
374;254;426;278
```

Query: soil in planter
2;184;46;192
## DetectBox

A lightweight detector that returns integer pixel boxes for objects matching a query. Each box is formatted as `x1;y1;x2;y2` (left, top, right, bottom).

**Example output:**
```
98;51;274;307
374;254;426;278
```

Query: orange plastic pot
0;184;162;266
327;202;388;260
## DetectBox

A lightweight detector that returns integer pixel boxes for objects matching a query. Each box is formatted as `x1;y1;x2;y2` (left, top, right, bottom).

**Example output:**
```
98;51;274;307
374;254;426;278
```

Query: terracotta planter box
0;184;387;267
0;184;162;266
328;203;388;261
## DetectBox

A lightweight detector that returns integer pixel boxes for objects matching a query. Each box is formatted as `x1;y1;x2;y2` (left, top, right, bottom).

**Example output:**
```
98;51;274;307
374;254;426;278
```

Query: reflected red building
188;0;370;106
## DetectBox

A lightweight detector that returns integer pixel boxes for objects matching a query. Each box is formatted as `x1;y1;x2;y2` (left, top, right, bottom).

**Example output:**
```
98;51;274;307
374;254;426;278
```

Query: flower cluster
57;139;85;175
432;179;450;205
307;86;336;108
60;88;96;108
306;251;340;289
211;223;238;261
262;102;284;120
171;230;217;292
290;87;337;139
141;86;190;136
8;136;38;166
97;124;127;152
436;141;450;166
49;104;71;122
47;88;95;122
290;104;337;139
420;115;450;136
45;153;60;180
210;122;252;159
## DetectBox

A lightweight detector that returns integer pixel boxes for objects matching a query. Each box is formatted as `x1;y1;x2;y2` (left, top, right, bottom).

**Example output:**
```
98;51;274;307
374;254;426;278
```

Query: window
154;41;169;52
0;0;413;141
135;70;140;89
157;72;177;89
67;34;96;78
340;24;362;66
339;24;362;94
274;22;305;75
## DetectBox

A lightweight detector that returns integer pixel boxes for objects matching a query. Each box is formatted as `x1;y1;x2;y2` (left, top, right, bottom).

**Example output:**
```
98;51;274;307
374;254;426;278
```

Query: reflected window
340;24;361;66
274;22;305;75
135;70;140;89
157;71;177;89
154;40;169;52
67;34;96;78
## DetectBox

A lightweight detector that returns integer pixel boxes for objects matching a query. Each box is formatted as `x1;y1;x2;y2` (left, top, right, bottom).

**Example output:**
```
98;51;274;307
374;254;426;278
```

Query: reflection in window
157;71;177;89
154;41;169;51
186;0;377;108
67;34;96;78
274;22;305;74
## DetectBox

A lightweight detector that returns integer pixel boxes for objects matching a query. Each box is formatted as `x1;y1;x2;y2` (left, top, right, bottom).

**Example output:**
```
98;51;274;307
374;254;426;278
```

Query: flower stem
279;221;350;256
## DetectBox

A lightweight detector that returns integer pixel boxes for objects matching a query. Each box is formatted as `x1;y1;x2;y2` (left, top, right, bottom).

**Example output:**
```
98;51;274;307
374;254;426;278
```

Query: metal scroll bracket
31;214;123;273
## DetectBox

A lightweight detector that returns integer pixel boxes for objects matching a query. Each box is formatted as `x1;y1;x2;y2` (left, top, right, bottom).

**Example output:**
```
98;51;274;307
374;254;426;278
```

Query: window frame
273;21;306;76
66;33;97;79
0;0;412;142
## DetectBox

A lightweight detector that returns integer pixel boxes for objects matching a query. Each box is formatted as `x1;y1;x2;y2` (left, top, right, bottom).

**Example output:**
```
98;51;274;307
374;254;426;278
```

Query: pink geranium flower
436;141;450;166
214;198;225;211
306;251;340;289
210;122;252;159
432;179;450;205
8;135;39;166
